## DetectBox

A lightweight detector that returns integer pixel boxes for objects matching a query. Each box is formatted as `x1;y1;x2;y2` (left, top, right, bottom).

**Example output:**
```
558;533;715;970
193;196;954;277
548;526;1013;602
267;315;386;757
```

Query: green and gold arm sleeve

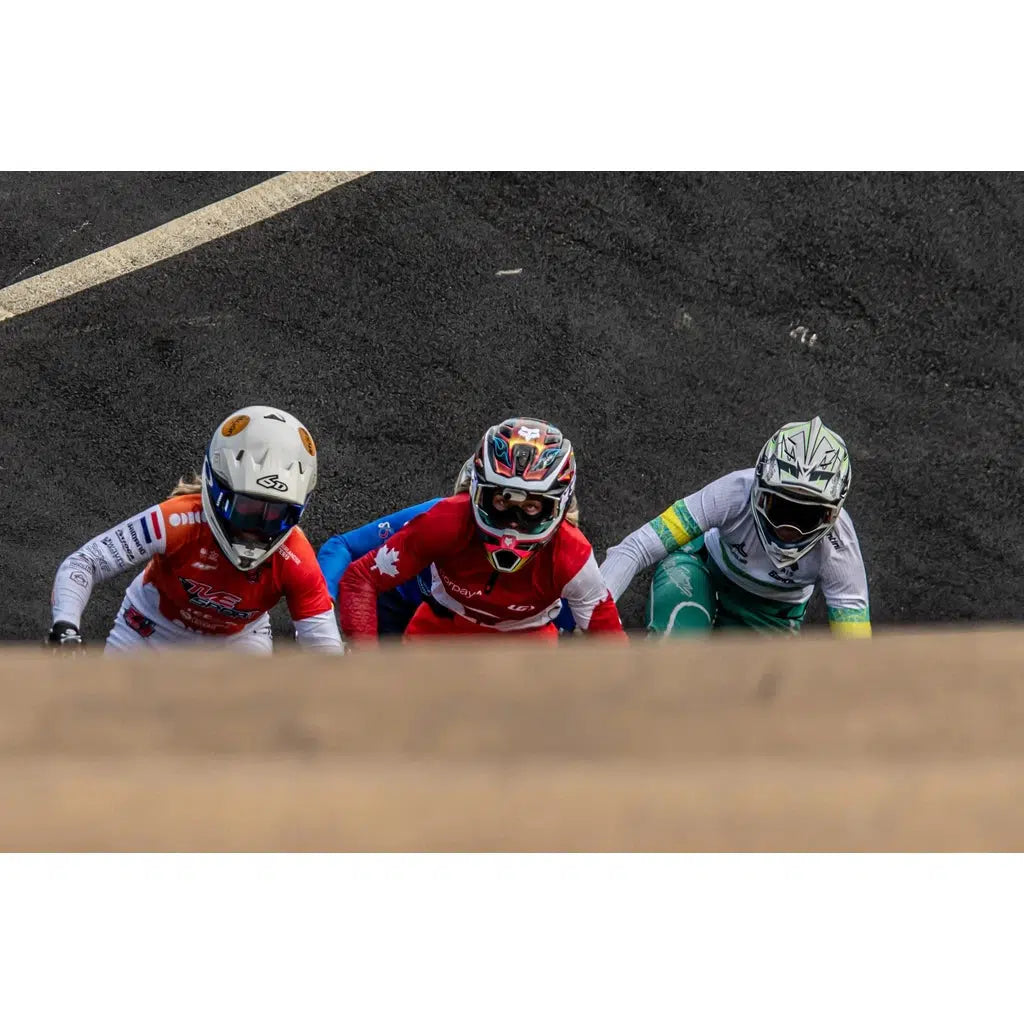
827;605;872;638
649;499;703;552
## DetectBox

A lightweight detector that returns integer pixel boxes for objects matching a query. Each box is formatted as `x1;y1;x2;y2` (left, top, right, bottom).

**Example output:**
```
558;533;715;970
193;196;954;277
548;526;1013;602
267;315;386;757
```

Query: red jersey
139;494;333;635
339;494;624;641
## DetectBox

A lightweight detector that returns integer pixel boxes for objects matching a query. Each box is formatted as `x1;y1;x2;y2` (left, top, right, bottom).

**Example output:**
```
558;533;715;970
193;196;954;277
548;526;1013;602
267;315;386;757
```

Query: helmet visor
207;472;304;546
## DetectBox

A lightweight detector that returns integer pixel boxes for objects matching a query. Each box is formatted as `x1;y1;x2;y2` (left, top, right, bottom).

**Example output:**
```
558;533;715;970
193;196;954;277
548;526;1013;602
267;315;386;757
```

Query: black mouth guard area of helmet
761;493;835;534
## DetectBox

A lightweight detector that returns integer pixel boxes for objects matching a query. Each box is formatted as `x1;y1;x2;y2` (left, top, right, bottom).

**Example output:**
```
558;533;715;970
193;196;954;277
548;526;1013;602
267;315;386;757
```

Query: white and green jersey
600;468;871;635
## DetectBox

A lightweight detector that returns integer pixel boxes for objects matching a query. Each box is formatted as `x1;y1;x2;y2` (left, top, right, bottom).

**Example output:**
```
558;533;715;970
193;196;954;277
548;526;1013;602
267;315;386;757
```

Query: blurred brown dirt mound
4;629;1024;851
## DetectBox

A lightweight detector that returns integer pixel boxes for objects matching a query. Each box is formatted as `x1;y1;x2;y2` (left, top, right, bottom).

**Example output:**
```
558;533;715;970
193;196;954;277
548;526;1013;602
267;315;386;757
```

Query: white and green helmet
750;416;852;568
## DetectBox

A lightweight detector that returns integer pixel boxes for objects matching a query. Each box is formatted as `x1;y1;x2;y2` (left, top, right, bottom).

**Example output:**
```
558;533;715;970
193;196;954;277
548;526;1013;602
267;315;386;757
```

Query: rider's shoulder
273;527;324;581
406;493;474;538
688;467;756;507
158;492;204;518
822;509;860;555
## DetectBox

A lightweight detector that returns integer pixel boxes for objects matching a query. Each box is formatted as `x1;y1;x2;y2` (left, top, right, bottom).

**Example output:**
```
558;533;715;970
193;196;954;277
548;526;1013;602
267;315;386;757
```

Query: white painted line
496;268;523;276
0;171;370;323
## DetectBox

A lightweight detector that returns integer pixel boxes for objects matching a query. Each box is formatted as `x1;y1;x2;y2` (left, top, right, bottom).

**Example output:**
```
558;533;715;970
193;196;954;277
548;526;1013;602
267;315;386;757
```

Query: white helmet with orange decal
201;405;319;571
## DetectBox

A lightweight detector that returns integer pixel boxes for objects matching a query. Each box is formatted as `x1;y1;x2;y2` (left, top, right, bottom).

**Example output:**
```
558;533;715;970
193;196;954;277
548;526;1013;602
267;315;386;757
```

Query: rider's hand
46;621;85;649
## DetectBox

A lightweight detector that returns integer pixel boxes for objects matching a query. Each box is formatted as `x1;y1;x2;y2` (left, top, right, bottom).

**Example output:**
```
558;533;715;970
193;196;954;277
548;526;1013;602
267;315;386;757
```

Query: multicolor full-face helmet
750;416;852;568
468;417;576;572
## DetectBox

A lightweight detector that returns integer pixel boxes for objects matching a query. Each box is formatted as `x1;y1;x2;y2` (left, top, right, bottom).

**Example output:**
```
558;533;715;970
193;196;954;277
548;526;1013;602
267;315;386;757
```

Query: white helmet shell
201;406;318;570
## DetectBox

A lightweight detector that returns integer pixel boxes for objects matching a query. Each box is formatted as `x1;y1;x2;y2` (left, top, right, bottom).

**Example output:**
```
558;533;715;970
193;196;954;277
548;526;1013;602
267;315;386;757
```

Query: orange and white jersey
51;493;342;651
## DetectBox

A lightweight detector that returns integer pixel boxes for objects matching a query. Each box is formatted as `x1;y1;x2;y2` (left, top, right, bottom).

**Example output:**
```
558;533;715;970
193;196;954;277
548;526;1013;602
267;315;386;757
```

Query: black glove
46;621;85;648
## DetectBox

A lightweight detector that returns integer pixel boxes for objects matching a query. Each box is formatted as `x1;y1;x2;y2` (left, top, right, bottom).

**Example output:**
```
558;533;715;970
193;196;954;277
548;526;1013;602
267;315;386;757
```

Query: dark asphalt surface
3;172;1022;642
0;173;274;286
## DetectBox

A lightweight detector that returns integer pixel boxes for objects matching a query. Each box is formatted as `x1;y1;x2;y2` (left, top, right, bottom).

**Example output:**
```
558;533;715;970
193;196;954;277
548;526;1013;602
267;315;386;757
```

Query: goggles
475;486;559;536
758;491;836;540
207;472;304;545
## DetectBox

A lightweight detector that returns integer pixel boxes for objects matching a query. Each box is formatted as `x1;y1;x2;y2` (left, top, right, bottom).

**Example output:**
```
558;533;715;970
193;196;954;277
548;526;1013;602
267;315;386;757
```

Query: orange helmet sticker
298;427;316;457
221;414;250;437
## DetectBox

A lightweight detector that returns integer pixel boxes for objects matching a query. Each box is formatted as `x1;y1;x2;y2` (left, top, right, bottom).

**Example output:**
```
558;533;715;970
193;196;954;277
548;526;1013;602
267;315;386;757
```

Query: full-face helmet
201;405;318;571
468;417;576;572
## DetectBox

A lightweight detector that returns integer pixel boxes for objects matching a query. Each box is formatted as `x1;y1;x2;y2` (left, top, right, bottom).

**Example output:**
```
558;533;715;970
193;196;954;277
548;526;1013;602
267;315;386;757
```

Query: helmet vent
492;549;521;571
235;449;245;462
513;445;533;473
264;413;286;422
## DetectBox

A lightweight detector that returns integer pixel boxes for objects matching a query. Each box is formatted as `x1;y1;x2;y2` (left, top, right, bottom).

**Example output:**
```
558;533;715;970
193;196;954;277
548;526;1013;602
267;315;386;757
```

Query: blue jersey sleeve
553;602;577;633
317;498;442;600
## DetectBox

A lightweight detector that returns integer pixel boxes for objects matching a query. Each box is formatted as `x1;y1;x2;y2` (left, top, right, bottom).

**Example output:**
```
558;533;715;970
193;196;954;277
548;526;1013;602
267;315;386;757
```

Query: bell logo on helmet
257;474;289;492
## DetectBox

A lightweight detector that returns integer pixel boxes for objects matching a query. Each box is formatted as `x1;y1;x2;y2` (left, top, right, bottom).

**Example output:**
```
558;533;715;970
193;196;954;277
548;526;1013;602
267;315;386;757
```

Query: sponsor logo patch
124;605;156;638
178;578;260;620
728;542;748;562
126;521;147;556
440;572;483;599
257;474;288;492
114;528;137;562
221;414;250;436
101;536;126;570
298;427;316;457
169;510;204;528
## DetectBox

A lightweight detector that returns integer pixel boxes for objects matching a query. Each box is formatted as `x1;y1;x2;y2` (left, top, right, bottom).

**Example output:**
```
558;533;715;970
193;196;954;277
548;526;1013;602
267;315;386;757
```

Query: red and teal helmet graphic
478;418;575;486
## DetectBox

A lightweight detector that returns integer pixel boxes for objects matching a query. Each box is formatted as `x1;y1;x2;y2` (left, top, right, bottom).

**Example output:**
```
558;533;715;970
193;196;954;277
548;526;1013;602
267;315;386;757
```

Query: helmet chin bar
756;516;832;569
231;539;271;570
482;533;542;573
206;511;290;572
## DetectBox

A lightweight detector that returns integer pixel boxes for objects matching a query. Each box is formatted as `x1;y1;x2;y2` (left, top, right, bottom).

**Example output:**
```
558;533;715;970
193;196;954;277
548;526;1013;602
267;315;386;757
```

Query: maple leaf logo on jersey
373;544;400;577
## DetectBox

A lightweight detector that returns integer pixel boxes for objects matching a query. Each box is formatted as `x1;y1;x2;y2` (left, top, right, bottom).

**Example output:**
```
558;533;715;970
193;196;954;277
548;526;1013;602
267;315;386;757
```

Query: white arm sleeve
51;505;167;628
560;551;617;630
599;522;669;602
819;512;871;614
294;609;346;653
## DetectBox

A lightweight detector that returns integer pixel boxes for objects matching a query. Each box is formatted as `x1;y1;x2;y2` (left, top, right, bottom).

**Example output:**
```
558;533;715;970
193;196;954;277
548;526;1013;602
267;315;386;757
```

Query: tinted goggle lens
210;475;302;540
762;494;833;534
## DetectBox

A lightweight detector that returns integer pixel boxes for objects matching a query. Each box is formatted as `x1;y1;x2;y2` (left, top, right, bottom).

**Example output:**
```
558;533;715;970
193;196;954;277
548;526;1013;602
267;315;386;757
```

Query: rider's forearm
51;508;166;628
827;605;872;638
294;609;346;652
600;523;668;602
51;551;101;629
